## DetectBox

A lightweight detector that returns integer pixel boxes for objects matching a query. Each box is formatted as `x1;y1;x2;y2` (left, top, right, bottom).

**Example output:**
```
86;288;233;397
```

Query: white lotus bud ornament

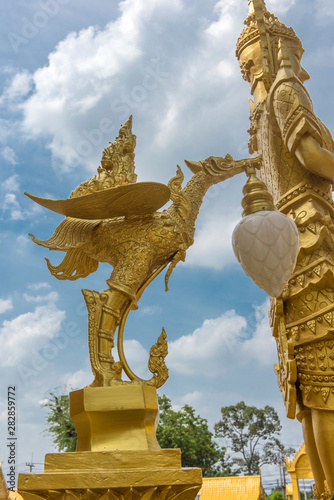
232;166;299;298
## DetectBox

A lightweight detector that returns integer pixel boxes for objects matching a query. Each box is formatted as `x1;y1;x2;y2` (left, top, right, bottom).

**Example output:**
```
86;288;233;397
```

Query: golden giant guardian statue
235;0;334;497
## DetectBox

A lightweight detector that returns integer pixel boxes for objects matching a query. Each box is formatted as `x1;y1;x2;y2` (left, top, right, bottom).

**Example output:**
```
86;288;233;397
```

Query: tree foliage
263;438;296;472
42;391;233;476
157;395;235;477
214;401;282;475
42;391;285;481
266;489;285;500
41;391;77;452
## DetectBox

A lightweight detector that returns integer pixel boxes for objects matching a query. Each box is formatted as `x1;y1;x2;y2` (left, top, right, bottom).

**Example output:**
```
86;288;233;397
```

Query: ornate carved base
18;386;202;500
17;450;202;500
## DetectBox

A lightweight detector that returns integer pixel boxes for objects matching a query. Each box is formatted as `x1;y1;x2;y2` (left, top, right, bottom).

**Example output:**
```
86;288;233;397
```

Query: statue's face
239;38;310;90
238;40;263;87
285;41;310;83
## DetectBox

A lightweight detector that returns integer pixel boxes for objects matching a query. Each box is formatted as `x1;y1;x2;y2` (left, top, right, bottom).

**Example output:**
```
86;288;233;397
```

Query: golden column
18;116;259;500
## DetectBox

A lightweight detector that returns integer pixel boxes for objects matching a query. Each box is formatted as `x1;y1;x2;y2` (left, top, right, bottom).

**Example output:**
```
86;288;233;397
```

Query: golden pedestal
17;386;202;500
70;385;161;452
18;450;201;500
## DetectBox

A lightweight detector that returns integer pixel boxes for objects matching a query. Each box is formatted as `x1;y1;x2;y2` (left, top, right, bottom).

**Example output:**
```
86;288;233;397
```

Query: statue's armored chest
249;100;309;203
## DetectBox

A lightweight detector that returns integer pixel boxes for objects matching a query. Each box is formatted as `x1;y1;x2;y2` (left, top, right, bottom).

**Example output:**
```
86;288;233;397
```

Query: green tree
267;489;285;500
214;401;282;475
42;390;239;478
41;391;77;452
157;395;236;477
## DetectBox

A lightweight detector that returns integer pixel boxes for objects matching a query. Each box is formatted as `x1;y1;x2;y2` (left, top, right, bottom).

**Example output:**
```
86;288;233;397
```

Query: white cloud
177;391;204;407
140;306;161;316
123;339;150;379
0;0;248;185
314;0;334;20
3;174;19;191
39;398;50;406
1;182;44;221
0;300;65;367
61;368;92;389
24;291;59;303
154;2;243;150
11;0;182;174
112;338;152;380
0;71;33;104
183;178;244;270
16;234;30;254
1;176;24;220
1;147;17;164
241;299;276;365
168;300;274;376
207;0;242;38
0;298;13;314
186;208;240;269
266;0;296;14
0;119;18;146
28;282;52;291
168;309;247;375
1;193;24;220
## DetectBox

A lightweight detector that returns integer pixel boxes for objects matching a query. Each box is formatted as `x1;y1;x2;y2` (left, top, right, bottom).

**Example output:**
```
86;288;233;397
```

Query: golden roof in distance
286;442;313;479
285;484;293;497
200;476;265;500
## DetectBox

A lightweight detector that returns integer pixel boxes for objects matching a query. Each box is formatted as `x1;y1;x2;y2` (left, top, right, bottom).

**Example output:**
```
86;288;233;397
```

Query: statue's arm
295;133;334;181
273;80;334;180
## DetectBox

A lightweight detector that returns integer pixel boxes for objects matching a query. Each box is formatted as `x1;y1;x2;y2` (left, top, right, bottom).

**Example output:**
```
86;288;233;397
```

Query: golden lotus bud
232;210;299;297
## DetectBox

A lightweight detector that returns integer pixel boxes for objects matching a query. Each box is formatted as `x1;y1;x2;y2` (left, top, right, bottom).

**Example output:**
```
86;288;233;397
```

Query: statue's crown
236;0;302;62
236;0;303;90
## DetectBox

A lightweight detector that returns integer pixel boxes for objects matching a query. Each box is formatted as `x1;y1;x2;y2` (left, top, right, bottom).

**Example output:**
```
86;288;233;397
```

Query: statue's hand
184;154;262;182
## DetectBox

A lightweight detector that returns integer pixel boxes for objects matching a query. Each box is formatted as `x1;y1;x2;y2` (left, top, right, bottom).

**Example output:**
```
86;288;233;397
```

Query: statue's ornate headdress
236;0;303;90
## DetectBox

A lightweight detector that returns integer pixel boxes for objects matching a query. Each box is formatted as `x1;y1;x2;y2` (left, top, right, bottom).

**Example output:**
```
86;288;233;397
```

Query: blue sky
1;0;334;491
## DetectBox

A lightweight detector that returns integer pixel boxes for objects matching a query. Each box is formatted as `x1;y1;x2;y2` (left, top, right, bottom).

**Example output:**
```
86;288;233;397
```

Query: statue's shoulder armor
268;75;323;154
